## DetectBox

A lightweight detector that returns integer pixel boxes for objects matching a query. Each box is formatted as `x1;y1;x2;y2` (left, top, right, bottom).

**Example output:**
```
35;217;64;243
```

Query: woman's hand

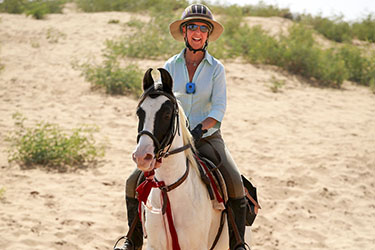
190;124;207;142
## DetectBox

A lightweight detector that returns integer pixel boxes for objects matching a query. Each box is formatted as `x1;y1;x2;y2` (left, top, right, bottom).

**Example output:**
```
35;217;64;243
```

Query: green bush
213;19;348;87
211;0;292;19
338;45;375;86
75;0;188;12
352;14;375;42
0;0;26;14
0;0;65;19
6;113;105;170
24;0;65;20
299;14;352;43
76;57;143;96
276;24;348;87
106;13;183;60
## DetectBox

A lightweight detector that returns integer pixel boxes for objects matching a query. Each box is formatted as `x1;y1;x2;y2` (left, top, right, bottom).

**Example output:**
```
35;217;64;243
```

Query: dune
0;7;374;250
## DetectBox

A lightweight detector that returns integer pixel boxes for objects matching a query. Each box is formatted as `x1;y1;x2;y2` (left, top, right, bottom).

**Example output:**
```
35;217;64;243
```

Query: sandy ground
1;7;375;250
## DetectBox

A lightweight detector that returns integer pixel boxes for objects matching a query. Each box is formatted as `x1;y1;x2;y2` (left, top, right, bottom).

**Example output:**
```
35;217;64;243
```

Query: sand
0;7;374;250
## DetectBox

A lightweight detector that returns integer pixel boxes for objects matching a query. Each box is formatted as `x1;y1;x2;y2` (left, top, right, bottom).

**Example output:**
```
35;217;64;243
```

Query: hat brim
169;17;224;42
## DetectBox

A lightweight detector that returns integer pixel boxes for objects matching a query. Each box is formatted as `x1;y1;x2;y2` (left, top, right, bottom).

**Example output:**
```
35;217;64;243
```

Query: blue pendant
186;82;196;94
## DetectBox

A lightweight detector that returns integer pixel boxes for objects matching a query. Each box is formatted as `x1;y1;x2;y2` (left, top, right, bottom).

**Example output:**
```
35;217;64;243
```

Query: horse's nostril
144;154;153;161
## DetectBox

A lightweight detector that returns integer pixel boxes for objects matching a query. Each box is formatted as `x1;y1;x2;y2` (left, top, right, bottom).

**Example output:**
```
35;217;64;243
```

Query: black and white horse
132;68;230;250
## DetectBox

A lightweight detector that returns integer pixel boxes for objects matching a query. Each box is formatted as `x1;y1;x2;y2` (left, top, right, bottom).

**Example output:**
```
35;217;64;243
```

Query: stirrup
235;242;251;250
113;236;134;250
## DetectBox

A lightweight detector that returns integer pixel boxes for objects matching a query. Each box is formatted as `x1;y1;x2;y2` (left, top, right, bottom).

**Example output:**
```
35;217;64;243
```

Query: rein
136;159;190;250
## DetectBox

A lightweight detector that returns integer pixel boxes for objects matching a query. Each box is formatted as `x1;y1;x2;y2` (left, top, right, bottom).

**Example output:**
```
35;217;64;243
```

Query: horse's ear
158;68;173;94
143;68;154;91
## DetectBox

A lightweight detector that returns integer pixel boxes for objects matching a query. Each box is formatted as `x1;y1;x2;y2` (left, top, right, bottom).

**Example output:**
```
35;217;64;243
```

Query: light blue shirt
164;49;227;137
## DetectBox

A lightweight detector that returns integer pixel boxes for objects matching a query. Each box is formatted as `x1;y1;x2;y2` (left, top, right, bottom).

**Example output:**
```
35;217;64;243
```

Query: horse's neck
154;130;188;186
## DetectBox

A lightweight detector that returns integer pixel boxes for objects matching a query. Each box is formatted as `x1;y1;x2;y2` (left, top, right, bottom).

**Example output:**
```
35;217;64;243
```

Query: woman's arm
201;117;218;131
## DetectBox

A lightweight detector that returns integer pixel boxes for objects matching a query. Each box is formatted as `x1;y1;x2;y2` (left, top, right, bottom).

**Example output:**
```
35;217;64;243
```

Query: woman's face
183;21;210;50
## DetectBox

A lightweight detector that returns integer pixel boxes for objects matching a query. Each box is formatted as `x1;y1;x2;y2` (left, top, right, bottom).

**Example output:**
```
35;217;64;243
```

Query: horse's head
132;68;179;172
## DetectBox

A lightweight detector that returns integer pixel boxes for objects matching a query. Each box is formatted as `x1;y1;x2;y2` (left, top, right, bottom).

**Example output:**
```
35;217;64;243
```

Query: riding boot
115;197;143;250
228;197;247;250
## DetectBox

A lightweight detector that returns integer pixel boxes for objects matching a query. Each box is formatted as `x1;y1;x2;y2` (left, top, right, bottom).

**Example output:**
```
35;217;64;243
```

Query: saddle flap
241;175;261;226
195;155;228;210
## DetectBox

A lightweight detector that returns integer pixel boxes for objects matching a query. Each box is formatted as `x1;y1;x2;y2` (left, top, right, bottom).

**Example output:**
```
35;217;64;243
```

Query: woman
120;4;247;250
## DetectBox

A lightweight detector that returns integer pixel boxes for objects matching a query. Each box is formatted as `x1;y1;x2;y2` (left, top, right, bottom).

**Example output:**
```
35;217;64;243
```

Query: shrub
338;45;375;86
299;14;352;43
6;113;105;170
24;0;65;20
0;0;26;14
75;0;188;12
277;24;348;87
0;0;65;19
352;14;375;43
76;57;143;96
211;1;292;19
106;13;183;60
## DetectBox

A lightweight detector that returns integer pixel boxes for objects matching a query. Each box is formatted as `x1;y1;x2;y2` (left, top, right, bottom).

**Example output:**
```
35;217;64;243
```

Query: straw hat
169;4;224;42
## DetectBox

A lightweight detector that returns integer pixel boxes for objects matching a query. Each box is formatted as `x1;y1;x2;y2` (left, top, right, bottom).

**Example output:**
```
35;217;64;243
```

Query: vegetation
352;14;375;43
210;0;293;19
74;0;188;12
0;0;66;19
6;113;105;170
3;0;370;91
75;57;143;96
0;187;5;200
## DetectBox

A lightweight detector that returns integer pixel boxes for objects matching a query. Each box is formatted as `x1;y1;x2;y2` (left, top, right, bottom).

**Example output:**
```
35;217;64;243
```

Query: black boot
115;197;143;250
228;197;247;250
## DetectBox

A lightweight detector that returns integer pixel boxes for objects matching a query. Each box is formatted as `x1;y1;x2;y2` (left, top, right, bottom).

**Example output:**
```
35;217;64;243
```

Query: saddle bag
241;175;261;226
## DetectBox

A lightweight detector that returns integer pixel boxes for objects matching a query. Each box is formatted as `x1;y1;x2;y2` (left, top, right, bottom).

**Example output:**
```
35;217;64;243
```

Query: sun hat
169;4;224;42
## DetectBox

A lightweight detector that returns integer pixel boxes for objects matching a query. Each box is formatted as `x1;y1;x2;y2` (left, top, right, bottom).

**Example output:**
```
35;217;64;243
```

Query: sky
212;0;375;22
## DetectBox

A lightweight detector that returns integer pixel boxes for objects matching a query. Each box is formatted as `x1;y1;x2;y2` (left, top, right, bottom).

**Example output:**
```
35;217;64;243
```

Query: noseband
137;86;183;160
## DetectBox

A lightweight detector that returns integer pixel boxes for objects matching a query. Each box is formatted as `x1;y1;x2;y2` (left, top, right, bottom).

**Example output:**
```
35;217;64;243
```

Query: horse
131;68;231;250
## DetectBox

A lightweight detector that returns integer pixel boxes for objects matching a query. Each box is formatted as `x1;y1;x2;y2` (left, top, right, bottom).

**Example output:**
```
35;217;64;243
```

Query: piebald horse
132;68;230;250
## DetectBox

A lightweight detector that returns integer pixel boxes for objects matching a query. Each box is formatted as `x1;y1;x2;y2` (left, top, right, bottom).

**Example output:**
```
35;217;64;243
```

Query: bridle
136;85;190;161
135;85;192;250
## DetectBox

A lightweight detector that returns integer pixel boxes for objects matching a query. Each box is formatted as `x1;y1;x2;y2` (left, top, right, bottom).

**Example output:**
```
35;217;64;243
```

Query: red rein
136;170;181;250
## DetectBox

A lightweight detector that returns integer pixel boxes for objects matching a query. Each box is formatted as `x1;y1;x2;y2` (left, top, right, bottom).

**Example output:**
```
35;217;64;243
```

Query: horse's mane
177;103;199;173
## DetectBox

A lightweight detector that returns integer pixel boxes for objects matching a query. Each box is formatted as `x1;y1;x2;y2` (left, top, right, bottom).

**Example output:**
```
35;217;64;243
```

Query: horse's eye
163;111;172;120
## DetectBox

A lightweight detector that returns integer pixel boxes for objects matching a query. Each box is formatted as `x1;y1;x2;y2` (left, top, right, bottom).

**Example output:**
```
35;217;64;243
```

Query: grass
46;27;67;43
269;76;285;93
0;187;5;201
6;113;105;171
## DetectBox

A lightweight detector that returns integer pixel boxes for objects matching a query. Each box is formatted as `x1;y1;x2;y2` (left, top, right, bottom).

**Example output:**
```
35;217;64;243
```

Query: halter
136;85;189;161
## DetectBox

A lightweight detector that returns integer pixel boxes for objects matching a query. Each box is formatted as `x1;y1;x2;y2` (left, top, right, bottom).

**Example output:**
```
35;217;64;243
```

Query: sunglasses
186;24;210;33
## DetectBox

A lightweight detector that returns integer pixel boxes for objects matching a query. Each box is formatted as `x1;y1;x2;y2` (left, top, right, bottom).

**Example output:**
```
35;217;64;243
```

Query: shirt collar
176;48;213;65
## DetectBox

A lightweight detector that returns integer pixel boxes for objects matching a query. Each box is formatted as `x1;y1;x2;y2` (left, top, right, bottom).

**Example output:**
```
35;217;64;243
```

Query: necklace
187;60;198;67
